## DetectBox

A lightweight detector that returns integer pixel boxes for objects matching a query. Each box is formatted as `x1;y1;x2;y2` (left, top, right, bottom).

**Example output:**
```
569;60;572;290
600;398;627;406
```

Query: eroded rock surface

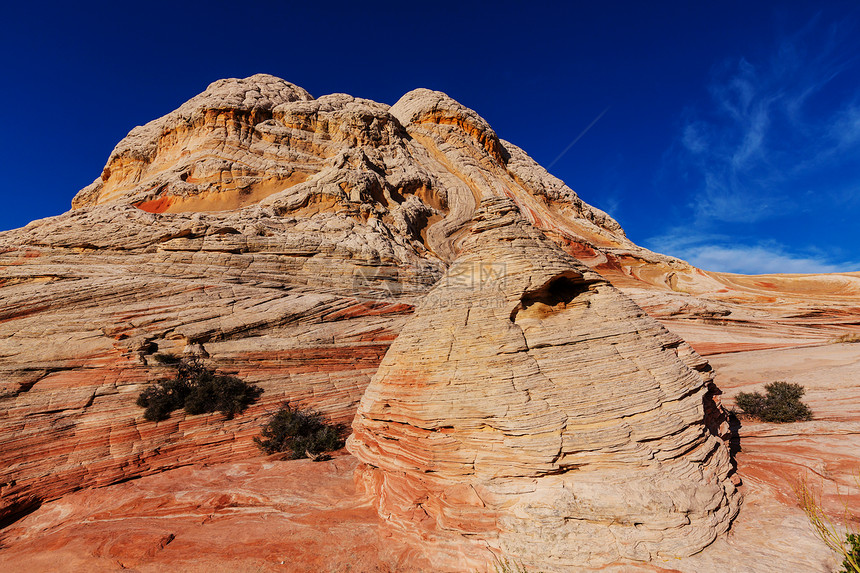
1;74;858;572
0;74;641;525
348;198;740;570
0;454;427;573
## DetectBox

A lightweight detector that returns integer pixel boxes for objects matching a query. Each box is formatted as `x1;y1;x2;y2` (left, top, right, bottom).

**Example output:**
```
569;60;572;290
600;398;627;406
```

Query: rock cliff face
348;198;739;570
0;74;640;527
1;74;858;572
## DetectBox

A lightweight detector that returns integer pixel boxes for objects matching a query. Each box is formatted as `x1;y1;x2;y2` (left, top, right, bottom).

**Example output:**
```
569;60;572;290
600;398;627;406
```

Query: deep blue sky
3;1;859;273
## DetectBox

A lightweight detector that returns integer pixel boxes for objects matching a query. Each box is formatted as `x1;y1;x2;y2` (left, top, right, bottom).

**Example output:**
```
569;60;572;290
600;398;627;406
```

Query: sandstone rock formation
1;74;858;572
0;453;434;573
348;198;740;570
0;74;637;527
4;342;852;573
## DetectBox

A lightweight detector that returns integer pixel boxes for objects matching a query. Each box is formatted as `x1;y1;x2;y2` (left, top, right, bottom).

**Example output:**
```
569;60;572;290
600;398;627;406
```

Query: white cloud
681;123;707;155
830;102;860;147
646;232;860;274
669;19;860;226
677;245;856;275
730;103;768;169
595;195;621;219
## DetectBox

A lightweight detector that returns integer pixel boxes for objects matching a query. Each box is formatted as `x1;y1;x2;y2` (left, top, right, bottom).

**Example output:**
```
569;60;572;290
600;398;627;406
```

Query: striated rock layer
348;198;740;570
0;74;633;525
2;74;857;571
3;344;852;573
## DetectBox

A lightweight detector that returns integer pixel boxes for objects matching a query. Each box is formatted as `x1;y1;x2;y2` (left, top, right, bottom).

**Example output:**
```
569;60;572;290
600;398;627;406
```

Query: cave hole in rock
511;273;593;322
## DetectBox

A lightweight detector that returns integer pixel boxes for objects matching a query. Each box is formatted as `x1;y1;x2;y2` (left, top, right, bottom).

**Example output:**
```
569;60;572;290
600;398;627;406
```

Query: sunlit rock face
348;198;740;571
2;73;859;573
1;74;813;571
0;74;631;528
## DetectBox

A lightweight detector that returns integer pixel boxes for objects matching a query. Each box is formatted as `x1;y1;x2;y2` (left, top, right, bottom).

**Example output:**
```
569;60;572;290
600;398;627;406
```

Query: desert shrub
183;370;262;419
137;357;262;421
842;533;860;573
152;352;181;364
136;376;190;421
254;403;346;459
734;381;813;423
795;473;860;573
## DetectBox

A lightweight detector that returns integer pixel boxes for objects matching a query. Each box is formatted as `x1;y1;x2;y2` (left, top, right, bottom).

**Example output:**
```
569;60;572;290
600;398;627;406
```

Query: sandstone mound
4;75;857;572
348;198;740;570
2;74;630;526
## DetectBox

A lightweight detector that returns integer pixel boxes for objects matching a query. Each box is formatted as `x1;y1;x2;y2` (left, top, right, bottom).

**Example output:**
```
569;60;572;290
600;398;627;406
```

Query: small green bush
735;381;813;423
152;352;181;365
254;403;346;460
841;532;860;573
137;357;262;421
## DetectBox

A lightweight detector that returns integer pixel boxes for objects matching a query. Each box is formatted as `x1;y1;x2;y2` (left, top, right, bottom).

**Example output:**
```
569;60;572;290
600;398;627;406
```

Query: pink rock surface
0;453;432;572
1;75;859;572
5;344;853;573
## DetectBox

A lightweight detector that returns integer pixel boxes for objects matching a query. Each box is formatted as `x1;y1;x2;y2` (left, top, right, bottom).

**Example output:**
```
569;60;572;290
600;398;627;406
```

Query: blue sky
2;1;858;274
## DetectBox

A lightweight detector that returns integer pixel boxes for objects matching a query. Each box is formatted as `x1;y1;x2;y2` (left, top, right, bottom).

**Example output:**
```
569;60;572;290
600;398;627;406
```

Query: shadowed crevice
510;272;593;322
0;498;42;533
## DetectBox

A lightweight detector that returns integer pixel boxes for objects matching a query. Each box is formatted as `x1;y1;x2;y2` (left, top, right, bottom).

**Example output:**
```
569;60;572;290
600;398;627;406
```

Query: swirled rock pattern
0;203;426;525
348;198;739;570
1;74;858;572
1;75;635;527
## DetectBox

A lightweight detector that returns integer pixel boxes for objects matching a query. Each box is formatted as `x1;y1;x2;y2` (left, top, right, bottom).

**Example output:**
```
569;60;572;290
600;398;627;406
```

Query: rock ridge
348;197;740;570
4;75;854;572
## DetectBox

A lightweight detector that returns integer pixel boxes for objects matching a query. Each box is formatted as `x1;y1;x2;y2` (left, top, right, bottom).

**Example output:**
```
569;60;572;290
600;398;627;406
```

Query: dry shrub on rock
137;357;262;421
735;381;813;423
254;403;346;460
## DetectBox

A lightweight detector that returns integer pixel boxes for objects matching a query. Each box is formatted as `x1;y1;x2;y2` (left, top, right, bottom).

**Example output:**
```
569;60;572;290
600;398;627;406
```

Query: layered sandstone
3;342;852;573
1;74;858;572
0;207;427;525
348;198;740;570
0;453;437;573
0;74;641;525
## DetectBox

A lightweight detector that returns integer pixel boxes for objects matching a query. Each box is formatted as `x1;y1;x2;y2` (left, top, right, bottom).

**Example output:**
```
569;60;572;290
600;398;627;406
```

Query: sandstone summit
349;197;739;570
1;74;858;572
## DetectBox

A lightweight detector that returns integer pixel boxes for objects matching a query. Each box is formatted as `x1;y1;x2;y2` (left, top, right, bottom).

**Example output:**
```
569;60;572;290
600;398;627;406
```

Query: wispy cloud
598;195;621;219
680;245;858;275
830;102;860;147
646;232;859;275
670;17;860;225
653;15;860;274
